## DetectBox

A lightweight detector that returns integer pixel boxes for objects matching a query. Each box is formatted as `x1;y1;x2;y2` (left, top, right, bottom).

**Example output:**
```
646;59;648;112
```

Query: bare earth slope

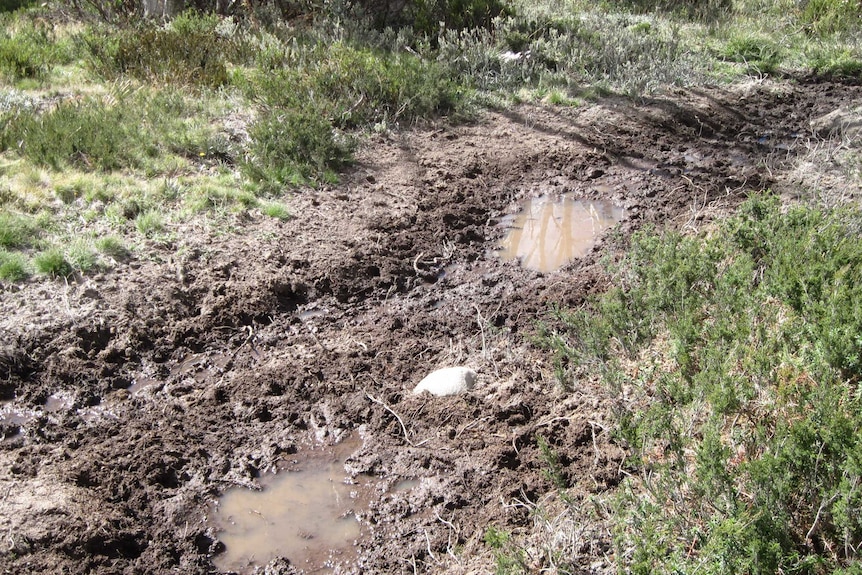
1;77;860;574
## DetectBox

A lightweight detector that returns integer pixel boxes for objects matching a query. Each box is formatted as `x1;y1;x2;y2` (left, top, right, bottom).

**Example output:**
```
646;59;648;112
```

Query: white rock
412;367;477;397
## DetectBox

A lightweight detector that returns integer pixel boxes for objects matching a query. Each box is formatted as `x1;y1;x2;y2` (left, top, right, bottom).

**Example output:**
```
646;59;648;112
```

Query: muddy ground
1;76;860;575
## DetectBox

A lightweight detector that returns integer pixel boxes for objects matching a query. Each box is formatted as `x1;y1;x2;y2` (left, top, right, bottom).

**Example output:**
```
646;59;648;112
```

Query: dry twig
365;391;430;447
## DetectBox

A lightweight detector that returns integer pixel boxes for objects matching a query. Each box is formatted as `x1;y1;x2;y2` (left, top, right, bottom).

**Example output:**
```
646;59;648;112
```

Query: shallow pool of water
212;440;367;573
496;196;625;272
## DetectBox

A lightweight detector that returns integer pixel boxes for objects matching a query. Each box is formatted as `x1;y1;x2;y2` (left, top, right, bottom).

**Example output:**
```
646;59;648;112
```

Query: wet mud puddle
496;195;625;272
212;437;369;573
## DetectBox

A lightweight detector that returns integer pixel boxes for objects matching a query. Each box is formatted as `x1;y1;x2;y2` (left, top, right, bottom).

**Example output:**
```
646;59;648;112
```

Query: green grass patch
134;209;164;237
546;195;862;573
67;240;98;273
183;180;257;214
260;201;291;220
94;235;128;260
800;0;862;36
720;33;782;73
33;247;71;277
0;211;39;248
810;46;862;77
0;249;29;281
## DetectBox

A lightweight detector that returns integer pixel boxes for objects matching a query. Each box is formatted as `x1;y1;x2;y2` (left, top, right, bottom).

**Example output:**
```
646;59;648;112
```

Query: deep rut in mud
1;78;860;574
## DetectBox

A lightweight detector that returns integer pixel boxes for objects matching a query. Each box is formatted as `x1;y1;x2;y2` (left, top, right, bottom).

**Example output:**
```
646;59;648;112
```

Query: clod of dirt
810;106;862;139
412;367;477;396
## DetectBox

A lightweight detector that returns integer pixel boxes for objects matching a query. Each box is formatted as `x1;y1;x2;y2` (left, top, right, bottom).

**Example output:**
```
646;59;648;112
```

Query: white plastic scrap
412;367;478;397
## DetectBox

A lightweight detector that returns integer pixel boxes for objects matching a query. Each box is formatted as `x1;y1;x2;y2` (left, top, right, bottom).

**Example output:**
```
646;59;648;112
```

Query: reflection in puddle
391;479;419;492
128;377;160;395
497;196;625;272
0;406;29;426
213;441;366;573
45;392;72;412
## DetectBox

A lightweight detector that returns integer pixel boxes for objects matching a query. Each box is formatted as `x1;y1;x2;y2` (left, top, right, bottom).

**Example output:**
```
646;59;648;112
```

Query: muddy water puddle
496;195;625;272
212;437;370;573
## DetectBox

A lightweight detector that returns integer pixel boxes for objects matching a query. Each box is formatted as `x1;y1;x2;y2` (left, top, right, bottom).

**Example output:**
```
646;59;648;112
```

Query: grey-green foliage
549;195;862;573
433;11;696;96
607;0;732;21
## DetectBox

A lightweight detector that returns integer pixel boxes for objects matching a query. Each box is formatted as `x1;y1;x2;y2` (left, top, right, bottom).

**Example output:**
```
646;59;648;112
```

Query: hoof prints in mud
1;80;861;574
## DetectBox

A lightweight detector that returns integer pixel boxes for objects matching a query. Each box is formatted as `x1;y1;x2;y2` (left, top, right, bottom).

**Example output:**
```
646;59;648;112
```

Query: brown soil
1;77;860;575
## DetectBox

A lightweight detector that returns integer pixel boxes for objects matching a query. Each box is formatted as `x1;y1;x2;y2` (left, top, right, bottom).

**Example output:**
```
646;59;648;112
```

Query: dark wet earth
1;77;860;574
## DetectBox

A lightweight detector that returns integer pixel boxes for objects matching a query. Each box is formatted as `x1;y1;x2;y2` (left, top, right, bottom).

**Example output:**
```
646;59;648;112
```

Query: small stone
412;367;477;397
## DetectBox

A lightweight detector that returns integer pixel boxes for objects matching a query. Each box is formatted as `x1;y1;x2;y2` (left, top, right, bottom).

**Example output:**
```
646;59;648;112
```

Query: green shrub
0;249;29;281
84;12;232;87
240;41;466;187
0;90;217;172
433;12;694;96
33;248;71;277
0;0;37;12
244;106;352;189
0;19;62;81
550;195;862;573
248;42;463;127
357;0;510;33
606;0;732;20
408;0;511;35
1;97;150;170
811;47;862;76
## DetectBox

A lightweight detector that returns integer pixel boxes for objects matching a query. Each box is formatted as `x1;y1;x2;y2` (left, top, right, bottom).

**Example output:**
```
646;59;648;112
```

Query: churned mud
1;77;860;574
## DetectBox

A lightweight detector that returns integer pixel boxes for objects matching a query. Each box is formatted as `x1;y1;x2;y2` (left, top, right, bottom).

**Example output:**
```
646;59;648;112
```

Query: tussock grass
67;239;98;272
134;209;164;237
0;249;29;281
94;235;128;260
0;211;39;248
33;247;70;277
